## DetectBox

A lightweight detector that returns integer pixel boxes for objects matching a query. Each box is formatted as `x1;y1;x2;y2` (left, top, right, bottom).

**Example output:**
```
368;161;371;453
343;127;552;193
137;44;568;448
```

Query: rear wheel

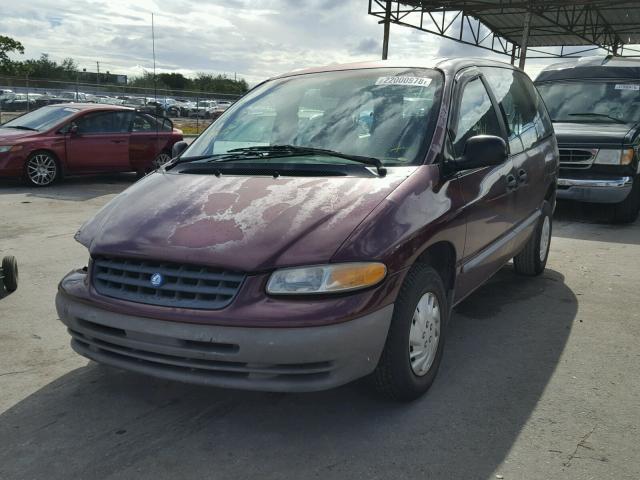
372;264;447;401
513;201;552;276
24;151;59;187
2;256;18;292
612;176;640;224
152;151;172;169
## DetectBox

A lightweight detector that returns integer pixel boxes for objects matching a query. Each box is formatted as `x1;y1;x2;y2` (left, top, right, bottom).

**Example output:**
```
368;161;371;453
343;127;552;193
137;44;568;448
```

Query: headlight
0;145;15;153
266;262;387;295
594;148;635;165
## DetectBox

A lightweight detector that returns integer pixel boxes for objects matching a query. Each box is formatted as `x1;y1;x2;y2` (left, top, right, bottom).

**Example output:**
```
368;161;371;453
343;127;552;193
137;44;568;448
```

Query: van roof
273;57;521;81
536;55;640;82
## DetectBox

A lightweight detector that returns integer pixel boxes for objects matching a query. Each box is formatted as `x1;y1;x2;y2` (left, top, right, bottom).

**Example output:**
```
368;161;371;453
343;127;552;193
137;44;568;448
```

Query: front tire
513;201;552;276
612;176;640;224
24;151;59;187
372;264;448;401
2;256;18;292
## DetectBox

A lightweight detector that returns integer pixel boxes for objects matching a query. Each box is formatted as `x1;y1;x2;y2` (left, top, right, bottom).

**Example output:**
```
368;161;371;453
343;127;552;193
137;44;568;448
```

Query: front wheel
513;201;552;276
24;151;59;187
372;264;448;401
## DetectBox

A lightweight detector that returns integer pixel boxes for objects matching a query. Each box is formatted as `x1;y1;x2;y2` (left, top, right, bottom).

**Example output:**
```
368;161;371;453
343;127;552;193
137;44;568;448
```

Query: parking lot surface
1;175;639;480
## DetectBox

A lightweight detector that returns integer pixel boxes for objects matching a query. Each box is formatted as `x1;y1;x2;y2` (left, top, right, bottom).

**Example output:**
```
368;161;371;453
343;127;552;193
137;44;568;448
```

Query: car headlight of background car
594;148;635;165
0;145;22;153
266;262;387;295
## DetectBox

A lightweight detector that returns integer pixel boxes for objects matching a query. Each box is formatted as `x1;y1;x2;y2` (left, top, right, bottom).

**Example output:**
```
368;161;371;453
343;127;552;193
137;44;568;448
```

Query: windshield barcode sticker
615;84;640;91
375;76;432;87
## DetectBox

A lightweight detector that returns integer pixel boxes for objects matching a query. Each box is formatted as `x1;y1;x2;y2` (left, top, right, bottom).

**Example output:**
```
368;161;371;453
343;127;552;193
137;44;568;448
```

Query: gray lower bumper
55;292;394;392
557;176;634;203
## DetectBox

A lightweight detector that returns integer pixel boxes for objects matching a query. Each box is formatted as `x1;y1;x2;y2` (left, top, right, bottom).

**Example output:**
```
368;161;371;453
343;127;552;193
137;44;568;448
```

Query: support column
518;11;532;70
510;44;517;65
382;0;391;60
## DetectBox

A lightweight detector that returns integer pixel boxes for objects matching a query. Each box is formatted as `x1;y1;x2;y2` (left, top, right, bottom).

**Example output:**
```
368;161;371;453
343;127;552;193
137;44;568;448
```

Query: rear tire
372;264;448;401
2;256;18;292
612;176;640;224
513;201;552;276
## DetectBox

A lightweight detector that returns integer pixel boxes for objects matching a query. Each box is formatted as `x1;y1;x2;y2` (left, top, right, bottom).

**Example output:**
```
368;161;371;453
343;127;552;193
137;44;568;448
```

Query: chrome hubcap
539;216;551;262
27;154;57;185
409;292;441;376
153;153;172;168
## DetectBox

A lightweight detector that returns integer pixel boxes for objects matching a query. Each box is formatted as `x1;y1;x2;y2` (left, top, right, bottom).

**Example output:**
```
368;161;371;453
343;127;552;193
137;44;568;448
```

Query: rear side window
481;68;551;154
452;77;502;157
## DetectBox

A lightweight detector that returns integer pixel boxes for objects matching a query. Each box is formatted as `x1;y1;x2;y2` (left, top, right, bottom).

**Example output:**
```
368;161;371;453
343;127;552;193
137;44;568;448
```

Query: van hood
77;169;411;272
552;122;637;146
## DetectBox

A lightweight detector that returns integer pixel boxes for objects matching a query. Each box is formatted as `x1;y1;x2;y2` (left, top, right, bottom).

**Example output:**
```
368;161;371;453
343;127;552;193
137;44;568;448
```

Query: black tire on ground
24;151;59;187
372;264;448;401
513;201;552;276
612;176;640;224
2;256;18;292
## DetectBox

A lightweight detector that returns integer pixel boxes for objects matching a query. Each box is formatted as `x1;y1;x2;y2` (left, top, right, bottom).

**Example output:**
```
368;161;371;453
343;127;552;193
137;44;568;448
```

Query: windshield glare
185;68;444;166
537;80;640;124
2;106;79;131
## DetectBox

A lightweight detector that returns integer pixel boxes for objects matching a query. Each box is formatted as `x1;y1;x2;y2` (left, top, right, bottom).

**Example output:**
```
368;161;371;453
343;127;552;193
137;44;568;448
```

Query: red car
0;104;183;186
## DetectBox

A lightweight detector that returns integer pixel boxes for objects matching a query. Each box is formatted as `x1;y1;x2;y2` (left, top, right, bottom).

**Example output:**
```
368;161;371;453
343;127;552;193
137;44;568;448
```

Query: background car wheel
2;255;18;292
612;176;640;224
24;151;59;187
372;264;448;401
152;151;172;169
513;201;552;276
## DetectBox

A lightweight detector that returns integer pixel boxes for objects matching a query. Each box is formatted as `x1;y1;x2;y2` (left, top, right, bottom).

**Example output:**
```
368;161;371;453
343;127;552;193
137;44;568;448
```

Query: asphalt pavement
0;174;638;479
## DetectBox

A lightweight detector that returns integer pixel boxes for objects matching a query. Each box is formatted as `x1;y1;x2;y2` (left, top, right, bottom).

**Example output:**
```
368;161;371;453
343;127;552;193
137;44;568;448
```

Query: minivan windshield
536;80;640;124
1;105;79;131
184;68;444;167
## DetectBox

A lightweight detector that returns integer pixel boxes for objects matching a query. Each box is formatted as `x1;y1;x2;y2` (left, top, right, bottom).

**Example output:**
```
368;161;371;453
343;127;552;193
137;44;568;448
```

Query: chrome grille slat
559;148;597;169
92;257;244;309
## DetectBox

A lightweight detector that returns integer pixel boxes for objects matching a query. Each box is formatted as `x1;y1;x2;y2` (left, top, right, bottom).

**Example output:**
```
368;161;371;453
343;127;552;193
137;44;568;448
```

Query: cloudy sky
0;0;579;85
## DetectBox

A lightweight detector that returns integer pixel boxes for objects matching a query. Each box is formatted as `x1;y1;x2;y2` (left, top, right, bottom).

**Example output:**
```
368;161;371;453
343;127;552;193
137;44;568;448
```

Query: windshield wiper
567;113;627;124
226;145;387;176
3;125;38;131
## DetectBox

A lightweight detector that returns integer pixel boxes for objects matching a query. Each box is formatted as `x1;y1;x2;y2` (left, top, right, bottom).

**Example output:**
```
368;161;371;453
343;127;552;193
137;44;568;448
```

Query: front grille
559;148;597;169
92;257;245;309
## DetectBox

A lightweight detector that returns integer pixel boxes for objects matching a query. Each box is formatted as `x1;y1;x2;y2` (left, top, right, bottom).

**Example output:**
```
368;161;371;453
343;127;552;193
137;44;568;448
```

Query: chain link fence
0;76;244;135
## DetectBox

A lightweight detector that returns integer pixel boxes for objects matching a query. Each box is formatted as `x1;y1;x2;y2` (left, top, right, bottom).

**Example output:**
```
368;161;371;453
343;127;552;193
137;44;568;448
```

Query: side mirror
172;141;188;158
456;135;507;170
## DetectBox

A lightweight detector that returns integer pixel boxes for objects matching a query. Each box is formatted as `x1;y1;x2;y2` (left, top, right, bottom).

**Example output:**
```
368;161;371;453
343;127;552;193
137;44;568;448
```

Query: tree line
0;35;249;94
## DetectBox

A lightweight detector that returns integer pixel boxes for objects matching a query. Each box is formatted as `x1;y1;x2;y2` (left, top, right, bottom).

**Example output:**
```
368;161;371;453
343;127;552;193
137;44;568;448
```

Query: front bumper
557;176;634;204
56;290;394;392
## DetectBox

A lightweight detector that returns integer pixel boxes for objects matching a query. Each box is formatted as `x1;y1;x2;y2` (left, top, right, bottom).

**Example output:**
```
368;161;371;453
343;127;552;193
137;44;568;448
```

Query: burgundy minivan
56;59;559;400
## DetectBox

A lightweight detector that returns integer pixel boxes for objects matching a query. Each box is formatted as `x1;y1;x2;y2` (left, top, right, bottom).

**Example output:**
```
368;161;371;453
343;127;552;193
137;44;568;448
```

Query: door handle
111;139;125;144
517;169;528;184
506;174;518;192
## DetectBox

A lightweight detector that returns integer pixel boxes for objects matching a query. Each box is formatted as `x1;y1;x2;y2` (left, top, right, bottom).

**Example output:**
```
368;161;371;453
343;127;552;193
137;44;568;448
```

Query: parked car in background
214;100;232;112
56;58;558;400
59;91;90;102
0;104;183;186
536;56;640;222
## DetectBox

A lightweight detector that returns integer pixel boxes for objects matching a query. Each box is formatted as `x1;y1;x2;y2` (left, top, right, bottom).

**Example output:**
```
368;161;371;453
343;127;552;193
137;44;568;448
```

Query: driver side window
452;77;502;158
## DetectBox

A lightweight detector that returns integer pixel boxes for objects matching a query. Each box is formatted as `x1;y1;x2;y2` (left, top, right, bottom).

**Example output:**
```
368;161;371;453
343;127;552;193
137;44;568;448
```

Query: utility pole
152;12;157;101
381;0;391;60
96;61;100;96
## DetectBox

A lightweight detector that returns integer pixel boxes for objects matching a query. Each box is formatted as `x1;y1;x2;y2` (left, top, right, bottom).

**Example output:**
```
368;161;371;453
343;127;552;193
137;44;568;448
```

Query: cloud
0;0;560;85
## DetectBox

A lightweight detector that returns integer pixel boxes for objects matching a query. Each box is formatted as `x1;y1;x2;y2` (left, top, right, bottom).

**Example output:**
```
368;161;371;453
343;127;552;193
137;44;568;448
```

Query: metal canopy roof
368;1;640;66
